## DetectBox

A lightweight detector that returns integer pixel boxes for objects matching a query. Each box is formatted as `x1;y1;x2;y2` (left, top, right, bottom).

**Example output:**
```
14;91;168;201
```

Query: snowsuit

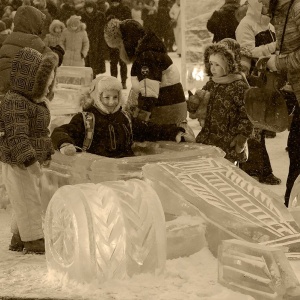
43;19;65;48
81;0;106;77
0;6;52;96
196;43;254;163
271;0;300;206
0;48;57;241
236;0;277;180
61;16;89;67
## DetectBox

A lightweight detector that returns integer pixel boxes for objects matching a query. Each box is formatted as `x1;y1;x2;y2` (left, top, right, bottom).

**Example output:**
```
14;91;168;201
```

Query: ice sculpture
40;142;225;213
44;179;166;284
142;157;300;257
218;239;300;300
289;175;300;208
55;66;93;87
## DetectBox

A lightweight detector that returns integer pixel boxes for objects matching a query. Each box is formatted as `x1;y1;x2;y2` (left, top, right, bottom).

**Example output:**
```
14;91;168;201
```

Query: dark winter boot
23;238;45;255
122;81;127;90
259;174;281;185
9;233;24;252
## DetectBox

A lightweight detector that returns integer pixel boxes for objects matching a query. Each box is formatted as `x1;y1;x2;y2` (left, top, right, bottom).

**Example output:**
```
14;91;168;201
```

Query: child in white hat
51;76;187;157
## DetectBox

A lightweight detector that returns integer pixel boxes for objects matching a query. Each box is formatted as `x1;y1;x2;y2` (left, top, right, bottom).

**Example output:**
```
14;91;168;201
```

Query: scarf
211;73;243;84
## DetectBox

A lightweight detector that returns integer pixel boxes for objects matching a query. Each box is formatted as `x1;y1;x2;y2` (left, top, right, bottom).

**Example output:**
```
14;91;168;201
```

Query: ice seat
218;239;300;300
45;180;166;284
142;157;300;256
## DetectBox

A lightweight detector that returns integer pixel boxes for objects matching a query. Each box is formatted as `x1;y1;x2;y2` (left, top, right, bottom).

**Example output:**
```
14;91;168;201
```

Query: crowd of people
0;0;298;257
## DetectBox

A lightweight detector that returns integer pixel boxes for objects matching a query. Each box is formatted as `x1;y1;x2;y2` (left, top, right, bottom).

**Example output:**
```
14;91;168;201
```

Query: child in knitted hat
61;15;89;67
0;47;58;254
51;76;188;157
188;41;253;164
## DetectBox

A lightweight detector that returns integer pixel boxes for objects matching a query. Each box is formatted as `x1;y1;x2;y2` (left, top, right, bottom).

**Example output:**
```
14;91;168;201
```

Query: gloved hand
27;161;42;178
189;90;210;127
187;91;200;113
230;134;248;154
60;143;77;156
266;55;278;71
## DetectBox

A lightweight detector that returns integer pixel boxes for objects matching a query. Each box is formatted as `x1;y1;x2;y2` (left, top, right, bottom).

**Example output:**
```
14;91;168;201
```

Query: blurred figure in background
169;0;181;56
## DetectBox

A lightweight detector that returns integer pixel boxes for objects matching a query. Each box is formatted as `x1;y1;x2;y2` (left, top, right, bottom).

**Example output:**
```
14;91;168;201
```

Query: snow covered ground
0;53;296;299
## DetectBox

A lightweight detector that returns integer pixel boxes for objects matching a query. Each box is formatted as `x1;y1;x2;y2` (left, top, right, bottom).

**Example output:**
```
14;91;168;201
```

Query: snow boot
23;238;45;254
259;174;281;185
9;233;24;252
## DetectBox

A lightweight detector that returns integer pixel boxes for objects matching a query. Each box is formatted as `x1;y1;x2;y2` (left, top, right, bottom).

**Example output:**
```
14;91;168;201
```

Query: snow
0;53;296;299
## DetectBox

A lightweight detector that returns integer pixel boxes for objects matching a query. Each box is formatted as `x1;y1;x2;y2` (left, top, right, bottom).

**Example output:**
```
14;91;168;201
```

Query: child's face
86;7;94;13
70;25;78;31
100;90;119;113
54;26;62;33
209;54;227;77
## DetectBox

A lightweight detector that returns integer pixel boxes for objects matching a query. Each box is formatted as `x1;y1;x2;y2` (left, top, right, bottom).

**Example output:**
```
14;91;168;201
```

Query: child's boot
23;238;45;254
9;233;24;252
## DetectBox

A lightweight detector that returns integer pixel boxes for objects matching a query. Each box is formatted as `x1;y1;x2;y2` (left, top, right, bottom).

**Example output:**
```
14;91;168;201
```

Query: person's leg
285;105;300;207
109;48;119;78
2;164;43;242
119;55;128;89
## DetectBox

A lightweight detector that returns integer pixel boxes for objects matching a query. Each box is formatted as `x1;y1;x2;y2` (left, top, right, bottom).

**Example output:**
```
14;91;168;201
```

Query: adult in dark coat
81;0;106;78
207;0;242;43
0;5;52;97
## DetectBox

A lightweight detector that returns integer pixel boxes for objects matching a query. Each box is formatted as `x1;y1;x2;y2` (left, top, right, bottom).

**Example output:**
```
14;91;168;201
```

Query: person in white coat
169;0;181;56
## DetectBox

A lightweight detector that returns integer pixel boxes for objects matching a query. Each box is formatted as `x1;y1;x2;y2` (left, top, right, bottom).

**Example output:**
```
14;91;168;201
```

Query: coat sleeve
51;113;85;150
235;21;276;58
232;82;254;138
276;3;300;71
206;10;220;35
132;118;184;142
81;31;89;58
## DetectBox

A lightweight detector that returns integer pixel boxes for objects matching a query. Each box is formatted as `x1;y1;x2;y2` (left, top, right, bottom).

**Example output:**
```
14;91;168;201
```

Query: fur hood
49;19;65;35
204;42;241;76
10;47;58;102
66;15;86;32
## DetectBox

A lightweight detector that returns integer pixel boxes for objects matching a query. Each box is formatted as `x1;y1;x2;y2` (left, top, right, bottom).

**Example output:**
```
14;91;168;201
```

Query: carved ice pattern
158;159;298;240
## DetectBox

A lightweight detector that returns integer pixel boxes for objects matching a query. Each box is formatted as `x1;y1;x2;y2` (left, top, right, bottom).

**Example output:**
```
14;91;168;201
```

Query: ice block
44;179;166;284
142;157;300;257
218;239;300;300
56;66;93;87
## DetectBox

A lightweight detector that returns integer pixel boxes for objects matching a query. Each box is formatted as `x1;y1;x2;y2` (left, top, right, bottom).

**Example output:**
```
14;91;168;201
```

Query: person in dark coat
105;0;131;89
58;0;76;24
207;0;243;43
104;19;196;142
33;0;53;39
81;0;106;78
0;5;52;97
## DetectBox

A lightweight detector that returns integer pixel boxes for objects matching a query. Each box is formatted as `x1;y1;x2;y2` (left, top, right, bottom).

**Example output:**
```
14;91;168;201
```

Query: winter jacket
51;105;184;158
273;0;300;106
196;79;253;163
61;21;89;67
81;3;106;75
130;31;187;125
196;42;253;163
206;2;240;43
0;6;52;95
235;0;276;59
0;48;57;166
43;19;65;48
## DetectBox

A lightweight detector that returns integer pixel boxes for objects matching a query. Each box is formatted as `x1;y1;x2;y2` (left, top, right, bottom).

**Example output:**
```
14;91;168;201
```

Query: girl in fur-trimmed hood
61;15;89;66
188;40;253;164
44;19;65;48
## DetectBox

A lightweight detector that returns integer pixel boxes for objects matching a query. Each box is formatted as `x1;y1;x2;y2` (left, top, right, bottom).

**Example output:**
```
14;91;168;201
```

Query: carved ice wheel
44;179;166;284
